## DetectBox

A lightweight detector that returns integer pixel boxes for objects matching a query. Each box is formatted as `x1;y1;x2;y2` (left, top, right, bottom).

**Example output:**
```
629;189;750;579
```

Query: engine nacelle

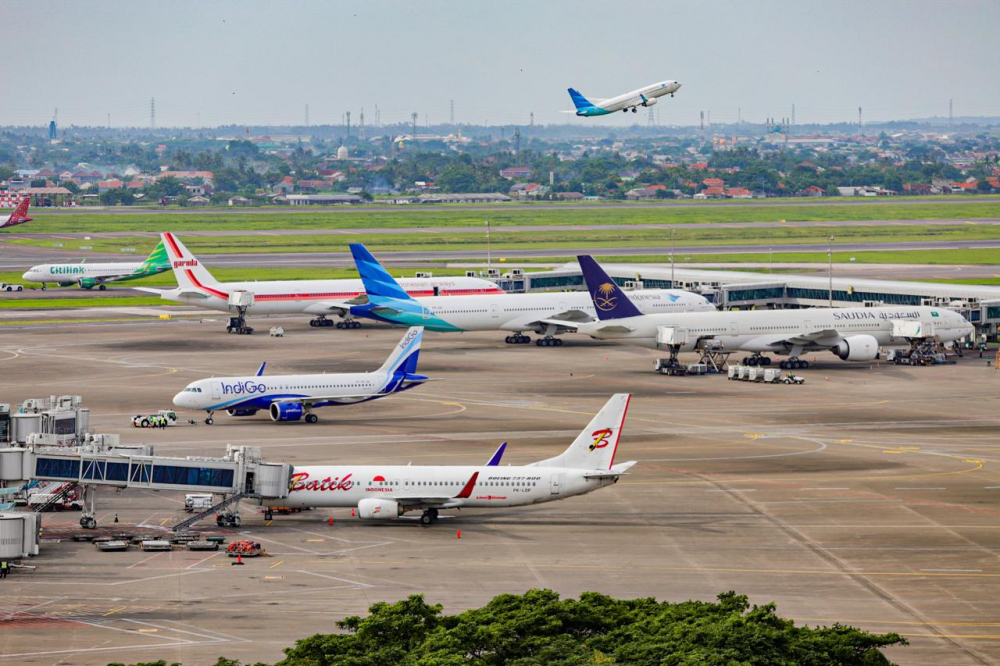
227;408;258;417
59;281;78;288
79;278;97;289
833;334;880;362
357;498;401;520
642;97;658;107
269;402;304;422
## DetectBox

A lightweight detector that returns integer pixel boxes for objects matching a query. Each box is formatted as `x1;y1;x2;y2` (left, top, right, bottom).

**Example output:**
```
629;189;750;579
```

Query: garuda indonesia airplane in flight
567;79;681;116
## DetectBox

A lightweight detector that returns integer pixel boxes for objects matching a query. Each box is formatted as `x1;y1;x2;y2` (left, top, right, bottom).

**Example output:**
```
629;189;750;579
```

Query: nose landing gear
205;412;215;425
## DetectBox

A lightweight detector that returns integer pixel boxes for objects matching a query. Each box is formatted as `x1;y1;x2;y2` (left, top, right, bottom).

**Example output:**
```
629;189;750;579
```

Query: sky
7;0;1000;129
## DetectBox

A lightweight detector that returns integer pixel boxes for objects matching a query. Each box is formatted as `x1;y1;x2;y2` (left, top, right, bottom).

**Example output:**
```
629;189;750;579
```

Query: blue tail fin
350;243;414;301
486;442;507;466
568;88;594;111
577;255;643;320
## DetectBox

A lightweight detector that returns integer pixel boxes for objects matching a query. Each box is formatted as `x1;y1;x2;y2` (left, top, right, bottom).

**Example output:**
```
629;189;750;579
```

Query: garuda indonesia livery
0;198;32;230
560;256;975;369
141;233;503;328
173;327;428;424
270;394;635;525
22;240;170;290
348;243;713;346
567;79;681;117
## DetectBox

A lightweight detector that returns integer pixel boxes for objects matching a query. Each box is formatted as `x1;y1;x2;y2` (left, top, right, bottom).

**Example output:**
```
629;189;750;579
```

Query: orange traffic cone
456;529;461;539
328;516;334;526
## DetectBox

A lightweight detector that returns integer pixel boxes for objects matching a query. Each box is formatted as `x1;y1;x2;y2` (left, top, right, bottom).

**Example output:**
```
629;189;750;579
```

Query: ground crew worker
0;560;9;579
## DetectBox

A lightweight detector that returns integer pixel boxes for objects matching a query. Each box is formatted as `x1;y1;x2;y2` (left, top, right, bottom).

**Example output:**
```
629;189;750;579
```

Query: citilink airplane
23;240;170;290
567;79;681;117
347;243;712;346
270;393;635;525
173;327;428;424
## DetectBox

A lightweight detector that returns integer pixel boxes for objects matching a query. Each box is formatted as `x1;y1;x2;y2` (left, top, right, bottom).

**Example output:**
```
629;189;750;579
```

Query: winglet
486;442;507;466
256;362;266;377
349;243;414;301
577;255;643;320
455;471;479;499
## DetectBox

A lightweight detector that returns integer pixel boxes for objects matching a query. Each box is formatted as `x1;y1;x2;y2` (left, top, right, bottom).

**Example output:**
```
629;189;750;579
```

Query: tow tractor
0;282;24;292
132;410;179;428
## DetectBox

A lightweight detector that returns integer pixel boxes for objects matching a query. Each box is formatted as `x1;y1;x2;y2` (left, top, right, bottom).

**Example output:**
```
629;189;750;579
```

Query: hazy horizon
8;0;1000;129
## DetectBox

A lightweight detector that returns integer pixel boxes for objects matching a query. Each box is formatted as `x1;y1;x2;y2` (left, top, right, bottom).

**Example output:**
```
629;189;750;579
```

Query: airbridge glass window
35;457;79;479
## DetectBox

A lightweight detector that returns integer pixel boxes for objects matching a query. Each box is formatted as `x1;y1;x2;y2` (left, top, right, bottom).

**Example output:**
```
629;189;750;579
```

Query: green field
522;248;1000;266
7;200;1000;233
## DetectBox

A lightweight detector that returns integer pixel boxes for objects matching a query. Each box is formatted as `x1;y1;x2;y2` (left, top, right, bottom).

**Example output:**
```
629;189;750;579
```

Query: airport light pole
828;235;834;307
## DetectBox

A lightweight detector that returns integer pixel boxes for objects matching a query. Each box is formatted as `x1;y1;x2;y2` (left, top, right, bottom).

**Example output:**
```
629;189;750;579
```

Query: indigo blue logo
222;381;267;395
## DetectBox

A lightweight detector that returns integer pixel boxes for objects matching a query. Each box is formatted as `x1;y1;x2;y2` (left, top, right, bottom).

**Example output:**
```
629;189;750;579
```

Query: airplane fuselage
577;80;681;117
22;262;165;288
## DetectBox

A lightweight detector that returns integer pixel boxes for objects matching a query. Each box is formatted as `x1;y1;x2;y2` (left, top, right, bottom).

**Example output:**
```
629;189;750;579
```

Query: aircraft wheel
622;109;628;113
305;413;318;424
325;319;335;327
41;285;46;290
420;512;434;526
763;357;772;366
205;417;214;425
99;284;107;291
310;320;318;327
800;360;810;369
555;338;563;347
779;360;789;370
632;108;637;113
264;510;273;521
232;516;242;528
350;320;360;329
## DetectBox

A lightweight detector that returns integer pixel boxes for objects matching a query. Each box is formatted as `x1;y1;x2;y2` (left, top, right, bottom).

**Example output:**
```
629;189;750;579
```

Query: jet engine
227;408;258;417
642;97;658;107
833;335;879;362
79;278;97;289
357;498;401;520
269;402;304;422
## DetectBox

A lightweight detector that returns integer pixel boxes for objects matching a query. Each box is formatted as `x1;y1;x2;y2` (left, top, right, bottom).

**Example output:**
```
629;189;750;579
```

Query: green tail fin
140;240;170;270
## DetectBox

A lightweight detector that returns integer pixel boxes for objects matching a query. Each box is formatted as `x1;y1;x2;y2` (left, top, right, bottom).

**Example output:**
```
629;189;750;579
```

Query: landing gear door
550;474;561;496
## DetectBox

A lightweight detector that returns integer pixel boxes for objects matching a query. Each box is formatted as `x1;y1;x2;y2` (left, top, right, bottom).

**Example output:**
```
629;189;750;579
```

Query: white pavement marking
294;570;376;587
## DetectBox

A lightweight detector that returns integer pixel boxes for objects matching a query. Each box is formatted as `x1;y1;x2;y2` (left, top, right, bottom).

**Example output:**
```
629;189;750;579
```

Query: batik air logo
589;428;614;451
289;472;354;492
595;283;619;311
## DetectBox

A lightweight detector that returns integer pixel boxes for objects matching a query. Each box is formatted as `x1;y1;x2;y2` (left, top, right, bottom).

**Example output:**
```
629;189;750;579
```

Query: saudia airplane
173;327;427;424
266;393;635;525
347;243;713;346
556;256;975;369
565;79;681;117
22;240;170;290
140;233;503;329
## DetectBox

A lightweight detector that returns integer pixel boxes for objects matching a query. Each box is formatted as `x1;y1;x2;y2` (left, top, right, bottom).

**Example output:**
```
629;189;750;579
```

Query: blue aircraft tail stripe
568;88;594;111
577;255;644;320
350;243;414;301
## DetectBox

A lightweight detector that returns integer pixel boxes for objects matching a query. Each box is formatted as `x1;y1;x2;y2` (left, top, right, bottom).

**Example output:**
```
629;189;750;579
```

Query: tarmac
0;316;999;664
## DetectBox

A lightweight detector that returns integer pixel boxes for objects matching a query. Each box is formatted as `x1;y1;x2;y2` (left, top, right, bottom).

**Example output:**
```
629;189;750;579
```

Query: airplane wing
303;295;369;316
743;329;842;352
134;286;211;299
271;394;374;406
379;472;481;511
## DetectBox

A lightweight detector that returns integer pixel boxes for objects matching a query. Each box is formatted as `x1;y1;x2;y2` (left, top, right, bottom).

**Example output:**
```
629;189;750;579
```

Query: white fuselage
280;464;615;510
578;306;974;353
173;370;394;414
159;276;503;316
363;288;714;332
23;262;144;285
599;80;681;113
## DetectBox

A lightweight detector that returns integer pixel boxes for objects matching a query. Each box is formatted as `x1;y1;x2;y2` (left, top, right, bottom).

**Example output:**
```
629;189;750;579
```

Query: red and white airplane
0;198;32;230
270;394;635;525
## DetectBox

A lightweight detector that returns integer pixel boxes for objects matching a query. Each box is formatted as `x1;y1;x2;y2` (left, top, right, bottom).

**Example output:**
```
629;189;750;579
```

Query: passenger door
550;474;561;496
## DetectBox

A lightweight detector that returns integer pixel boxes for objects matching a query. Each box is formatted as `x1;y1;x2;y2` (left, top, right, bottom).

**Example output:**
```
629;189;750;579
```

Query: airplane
173;326;428;424
22;240;170;290
554;255;975;369
567;79;681;117
0;198;33;230
347;243;714;346
139;233;504;329
268;393;635;525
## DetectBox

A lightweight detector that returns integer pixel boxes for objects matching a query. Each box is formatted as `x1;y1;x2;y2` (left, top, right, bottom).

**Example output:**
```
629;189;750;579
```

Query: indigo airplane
23;241;170;290
557;256;975;369
270;394;635;525
347;244;712;346
567;79;681;117
173;327;428;424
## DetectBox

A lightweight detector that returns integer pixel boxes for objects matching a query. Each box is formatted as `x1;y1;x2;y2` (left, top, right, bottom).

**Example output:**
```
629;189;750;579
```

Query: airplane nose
21;271;31;280
172;392;188;408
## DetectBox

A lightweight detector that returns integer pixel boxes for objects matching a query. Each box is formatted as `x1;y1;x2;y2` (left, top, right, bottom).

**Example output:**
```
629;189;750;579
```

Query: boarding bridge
0;444;290;529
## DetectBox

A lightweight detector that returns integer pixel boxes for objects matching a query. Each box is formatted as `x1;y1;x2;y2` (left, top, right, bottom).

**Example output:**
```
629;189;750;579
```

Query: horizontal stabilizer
583;461;637;479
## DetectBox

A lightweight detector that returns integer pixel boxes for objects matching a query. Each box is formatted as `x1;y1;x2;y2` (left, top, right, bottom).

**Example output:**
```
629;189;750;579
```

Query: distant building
799;185;825;197
285;194;363;205
228;196;252;207
185;195;210;207
500;166;532;180
336;145;349;160
157;170;214;184
415;193;511;204
97;179;124;193
556;192;585;201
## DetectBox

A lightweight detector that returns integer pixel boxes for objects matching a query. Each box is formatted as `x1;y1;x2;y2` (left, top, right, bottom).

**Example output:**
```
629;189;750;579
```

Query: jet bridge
0;444;290;529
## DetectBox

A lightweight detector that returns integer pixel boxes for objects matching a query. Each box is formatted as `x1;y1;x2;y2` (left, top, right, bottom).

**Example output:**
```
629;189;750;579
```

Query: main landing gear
744;354;772;367
309;316;334;328
536;337;563;347
779;358;810;370
420;508;439;525
505;333;531;344
337;320;361;330
305;413;318;424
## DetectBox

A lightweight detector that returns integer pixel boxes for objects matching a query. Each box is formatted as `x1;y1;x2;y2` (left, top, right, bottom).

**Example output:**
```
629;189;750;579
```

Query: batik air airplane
22;241;170;290
268;393;634;525
557;256;975;369
139;233;503;328
0;198;32;230
567;79;681;117
173;326;427;424
347;243;713;346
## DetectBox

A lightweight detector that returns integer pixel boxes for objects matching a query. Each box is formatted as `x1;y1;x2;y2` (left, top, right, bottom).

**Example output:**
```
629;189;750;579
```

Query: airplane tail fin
533;394;632;470
161;232;221;290
139;239;170;272
350;243;414;302
378;326;425;378
4;198;32;227
577;255;643;320
567;88;594;111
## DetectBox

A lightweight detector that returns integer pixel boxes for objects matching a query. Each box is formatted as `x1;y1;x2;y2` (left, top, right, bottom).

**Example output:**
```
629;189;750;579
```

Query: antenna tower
359;108;366;140
305;104;309;127
150;98;156;129
346;111;351;138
